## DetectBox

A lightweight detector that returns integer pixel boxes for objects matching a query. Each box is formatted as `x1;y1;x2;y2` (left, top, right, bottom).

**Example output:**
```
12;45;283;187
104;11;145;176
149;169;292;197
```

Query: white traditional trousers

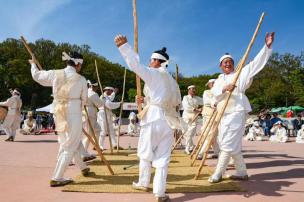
199;116;220;156
97;110;117;149
211;111;247;180
137;119;173;197
52;113;86;180
82;114;101;153
184;120;197;152
3;114;20;138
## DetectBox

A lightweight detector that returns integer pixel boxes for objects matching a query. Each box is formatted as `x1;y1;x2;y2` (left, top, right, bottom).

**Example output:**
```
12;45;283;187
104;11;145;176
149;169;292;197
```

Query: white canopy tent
36;103;54;113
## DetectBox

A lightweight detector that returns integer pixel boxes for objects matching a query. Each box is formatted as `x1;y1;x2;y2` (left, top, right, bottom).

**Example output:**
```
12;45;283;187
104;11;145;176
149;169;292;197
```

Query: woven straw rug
62;150;243;193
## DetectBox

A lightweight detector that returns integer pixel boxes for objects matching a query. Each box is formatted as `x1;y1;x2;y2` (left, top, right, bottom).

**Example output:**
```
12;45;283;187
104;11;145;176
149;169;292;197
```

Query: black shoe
50;179;73;187
228;175;249;181
81;167;95;177
113;145;124;150
5;137;14;142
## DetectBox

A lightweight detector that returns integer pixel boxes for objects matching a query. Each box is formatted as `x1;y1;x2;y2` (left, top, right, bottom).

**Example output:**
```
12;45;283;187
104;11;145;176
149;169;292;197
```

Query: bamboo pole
173;64;179;143
194;12;265;180
175;64;179;83
117;68;127;152
133;0;142;113
20;36;43;70
82;128;114;175
190;109;216;159
95;60;113;154
191;111;217;166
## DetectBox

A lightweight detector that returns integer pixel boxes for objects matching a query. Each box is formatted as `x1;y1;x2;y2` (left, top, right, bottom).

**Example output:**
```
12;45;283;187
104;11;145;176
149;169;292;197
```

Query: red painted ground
0;129;303;202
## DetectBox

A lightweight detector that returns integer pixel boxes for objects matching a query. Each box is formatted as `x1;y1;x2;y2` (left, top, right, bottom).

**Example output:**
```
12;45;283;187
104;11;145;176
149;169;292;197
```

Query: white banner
123;102;138;111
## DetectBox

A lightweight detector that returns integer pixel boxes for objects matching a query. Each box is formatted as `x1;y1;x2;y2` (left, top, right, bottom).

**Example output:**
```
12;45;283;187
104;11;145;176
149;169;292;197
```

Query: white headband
13;89;20;95
188;85;196;90
104;87;114;91
205;79;216;86
62;52;83;65
151;53;169;67
87;80;98;87
219;54;234;63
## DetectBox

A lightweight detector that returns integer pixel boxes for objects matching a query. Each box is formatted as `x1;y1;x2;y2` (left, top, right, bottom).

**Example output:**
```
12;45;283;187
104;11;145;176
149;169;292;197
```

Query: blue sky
0;0;303;76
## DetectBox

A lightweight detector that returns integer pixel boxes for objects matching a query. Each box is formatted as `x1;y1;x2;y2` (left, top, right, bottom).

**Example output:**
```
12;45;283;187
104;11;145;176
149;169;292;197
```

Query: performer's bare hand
28;57;35;65
114;34;128;47
194;107;202;113
223;84;236;93
265;32;275;48
136;96;144;105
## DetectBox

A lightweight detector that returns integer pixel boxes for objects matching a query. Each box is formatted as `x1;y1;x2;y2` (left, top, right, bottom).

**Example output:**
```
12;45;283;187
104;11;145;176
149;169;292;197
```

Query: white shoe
155;195;170;202
208;176;222;183
132;181;148;191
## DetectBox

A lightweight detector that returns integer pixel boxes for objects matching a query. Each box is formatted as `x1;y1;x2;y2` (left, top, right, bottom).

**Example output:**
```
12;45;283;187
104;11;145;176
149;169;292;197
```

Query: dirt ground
0;128;303;202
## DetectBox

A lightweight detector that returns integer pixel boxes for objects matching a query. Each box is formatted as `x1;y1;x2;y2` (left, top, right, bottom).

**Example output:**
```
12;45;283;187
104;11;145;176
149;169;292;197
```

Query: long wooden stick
82;128;114;175
191;111;217;166
190;109;216;159
117;68;127;152
171;110;201;152
175;64;179;83
20;36;43;70
173;64;179;143
133;0;142;112
95;60;113;154
194;12;265;180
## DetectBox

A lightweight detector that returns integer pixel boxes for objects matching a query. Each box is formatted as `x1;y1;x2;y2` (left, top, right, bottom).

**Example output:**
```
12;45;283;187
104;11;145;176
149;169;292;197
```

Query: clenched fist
114;34;128;47
265;32;275;48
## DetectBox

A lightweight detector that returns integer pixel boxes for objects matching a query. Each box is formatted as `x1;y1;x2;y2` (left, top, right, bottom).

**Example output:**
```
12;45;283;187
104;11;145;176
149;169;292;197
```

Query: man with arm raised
115;34;181;202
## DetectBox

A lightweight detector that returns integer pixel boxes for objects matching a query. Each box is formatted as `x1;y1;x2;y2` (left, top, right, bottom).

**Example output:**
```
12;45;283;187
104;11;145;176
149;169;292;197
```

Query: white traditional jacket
119;43;181;129
23;118;36;131
98;92;120;125
212;45;272;114
182;95;204;122
270;126;288;142
0;95;22;116
202;89;216;117
31;64;88;132
87;88;104;118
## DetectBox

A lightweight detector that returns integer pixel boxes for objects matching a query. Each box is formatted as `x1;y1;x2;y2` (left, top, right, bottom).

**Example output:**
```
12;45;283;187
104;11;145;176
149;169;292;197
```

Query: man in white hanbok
244;121;265;141
0;89;22;142
20;111;36;135
115;34;181;202
30;51;93;187
182;85;204;154
269;121;288;143
128;112;139;136
208;32;275;183
97;87;122;150
81;81;104;161
197;79;220;159
296;125;304;143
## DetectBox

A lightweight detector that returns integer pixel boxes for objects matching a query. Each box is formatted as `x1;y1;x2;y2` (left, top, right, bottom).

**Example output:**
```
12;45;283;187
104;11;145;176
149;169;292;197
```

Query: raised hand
114;34;128;47
265;32;275;48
